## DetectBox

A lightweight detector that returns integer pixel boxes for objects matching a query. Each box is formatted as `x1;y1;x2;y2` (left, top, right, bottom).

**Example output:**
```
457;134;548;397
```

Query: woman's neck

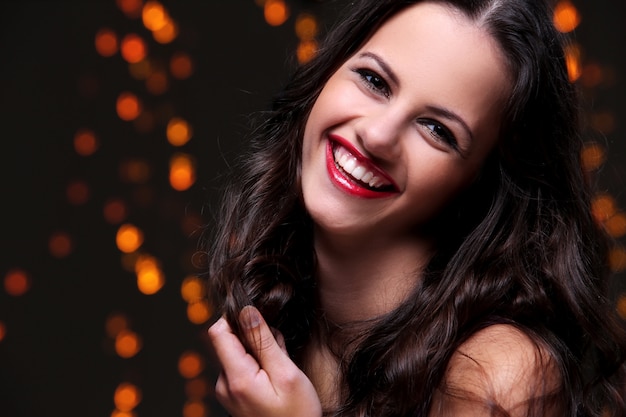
312;228;433;324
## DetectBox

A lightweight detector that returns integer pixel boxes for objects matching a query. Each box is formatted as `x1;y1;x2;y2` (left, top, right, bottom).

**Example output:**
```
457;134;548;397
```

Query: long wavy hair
205;0;626;415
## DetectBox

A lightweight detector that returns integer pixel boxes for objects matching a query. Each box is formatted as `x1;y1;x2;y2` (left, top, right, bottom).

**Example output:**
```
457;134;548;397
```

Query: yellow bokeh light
580;142;606;172
167;117;193;146
142;1;168;31
95;28;118;57
104;198;128;225
67;180;90;205
120;34;147;64
106;312;129;338
609;247;626;273
74;129;99;156
116;224;144;253
134;254;164;295
179;351;205;379
114;382;142;411
297;40;318;64
116;92;142;121
49;231;73;258
170;53;194;79
553;1;581;33
0;321;6;342
115;330;142;358
264;0;289;26
183;400;207;417
187;300;212;325
153;20;178;44
4;269;31;297
169;153;196;191
606;213;626;238
565;43;581;83
181;276;204;303
295;14;318;40
116;0;143;18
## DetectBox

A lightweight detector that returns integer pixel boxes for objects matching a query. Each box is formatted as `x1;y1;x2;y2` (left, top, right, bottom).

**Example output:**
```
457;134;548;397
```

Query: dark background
0;1;624;416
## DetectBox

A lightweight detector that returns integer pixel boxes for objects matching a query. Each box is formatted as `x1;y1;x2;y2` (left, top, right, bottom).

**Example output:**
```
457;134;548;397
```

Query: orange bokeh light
146;70;168;95
565;44;581;83
74;129;99;156
116;224;144;253
119;158;151;184
95;28;118;57
297;40;318;64
167;117;193;146
104;198;128;225
609;247;626;273
106;312;129;338
129;59;152;80
142;1;168;31
4;269;31;297
169;153;196;191
115;330;142;358
606;214;626;238
135;255;165;295
116;92;142;121
183;400;207;417
580;142;605;172
591;194;616;224
170;53;193;79
181;276;204;303
553;1;581;33
178;351;205;379
116;0;143;18
264;0;289;26
67;180;90;205
295;14;317;40
120;34;147;64
153;20;178;44
49;231;73;258
187;300;211;325
114;382;142;411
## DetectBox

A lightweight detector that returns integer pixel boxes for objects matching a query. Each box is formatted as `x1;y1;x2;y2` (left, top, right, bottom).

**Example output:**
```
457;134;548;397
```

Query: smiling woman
203;0;626;416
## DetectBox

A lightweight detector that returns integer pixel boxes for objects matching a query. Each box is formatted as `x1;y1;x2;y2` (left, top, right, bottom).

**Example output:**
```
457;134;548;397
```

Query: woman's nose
355;108;404;161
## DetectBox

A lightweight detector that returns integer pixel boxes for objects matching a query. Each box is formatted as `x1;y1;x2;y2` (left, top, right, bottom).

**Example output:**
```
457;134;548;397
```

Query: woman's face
301;2;510;244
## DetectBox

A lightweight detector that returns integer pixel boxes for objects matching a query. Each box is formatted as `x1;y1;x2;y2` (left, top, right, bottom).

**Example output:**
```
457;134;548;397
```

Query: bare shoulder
430;324;562;416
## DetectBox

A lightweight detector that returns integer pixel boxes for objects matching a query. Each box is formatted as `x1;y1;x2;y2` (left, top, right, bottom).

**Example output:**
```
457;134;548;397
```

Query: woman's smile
327;134;399;198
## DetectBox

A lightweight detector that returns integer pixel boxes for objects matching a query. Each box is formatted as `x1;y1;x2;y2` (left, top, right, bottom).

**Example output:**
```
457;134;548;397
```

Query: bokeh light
106;312;129;338
183;400;207;417
185;378;209;399
134;254;165;294
187;300;211;324
0;322;6;342
104;198;129;225
114;382;142;411
170;53;194;79
129;59;152;80
116;92;142;121
4;268;31;297
167;117;193;146
606;214;626;238
116;0;143;18
152;20;178;44
74;129;99;156
169;153;196;191
264;0;289;26
591;194;616;223
553;0;581;33
142;1;168;31
119;158;151;183
591;111;616;135
115;329;142;358
116;223;144;253
181;275;204;303
565;43;582;82
610;247;626;273
95;28;119;57
120;34;147;64
295;13;318;40
49;231;73;258
178;351;205;379
146;70;168;95
297;40;318;64
581;142;606;172
67;180;90;205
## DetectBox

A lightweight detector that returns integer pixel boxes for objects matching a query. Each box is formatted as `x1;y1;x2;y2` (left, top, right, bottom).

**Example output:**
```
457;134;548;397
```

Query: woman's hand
208;305;322;417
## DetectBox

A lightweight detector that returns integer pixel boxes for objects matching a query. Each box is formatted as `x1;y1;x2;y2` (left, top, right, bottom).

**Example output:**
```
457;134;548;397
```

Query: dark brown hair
205;0;626;415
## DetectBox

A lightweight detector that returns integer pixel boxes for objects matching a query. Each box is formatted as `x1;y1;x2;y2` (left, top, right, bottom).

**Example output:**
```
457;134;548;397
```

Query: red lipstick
325;134;398;198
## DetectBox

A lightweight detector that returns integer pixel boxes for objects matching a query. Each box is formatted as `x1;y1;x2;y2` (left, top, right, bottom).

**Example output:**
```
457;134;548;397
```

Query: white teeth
332;143;390;189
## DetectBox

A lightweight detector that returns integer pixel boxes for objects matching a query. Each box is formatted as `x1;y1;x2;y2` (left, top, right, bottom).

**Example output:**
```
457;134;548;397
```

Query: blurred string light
4;268;31;297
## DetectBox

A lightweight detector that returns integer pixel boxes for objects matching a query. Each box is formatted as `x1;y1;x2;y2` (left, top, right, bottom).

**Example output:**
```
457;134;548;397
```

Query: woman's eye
355;68;390;97
419;120;458;149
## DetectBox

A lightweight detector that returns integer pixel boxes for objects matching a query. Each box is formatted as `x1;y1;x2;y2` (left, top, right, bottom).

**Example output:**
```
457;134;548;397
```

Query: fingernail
240;306;261;330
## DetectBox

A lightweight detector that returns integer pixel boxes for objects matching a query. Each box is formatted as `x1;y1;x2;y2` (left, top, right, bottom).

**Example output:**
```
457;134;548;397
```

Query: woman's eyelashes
418;119;459;150
354;68;390;97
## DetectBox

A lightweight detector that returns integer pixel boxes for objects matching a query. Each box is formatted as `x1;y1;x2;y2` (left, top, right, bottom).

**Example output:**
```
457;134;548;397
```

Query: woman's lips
325;135;398;198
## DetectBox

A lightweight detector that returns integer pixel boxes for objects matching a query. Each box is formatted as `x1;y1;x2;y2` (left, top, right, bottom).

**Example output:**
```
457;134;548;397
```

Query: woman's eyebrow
357;51;400;86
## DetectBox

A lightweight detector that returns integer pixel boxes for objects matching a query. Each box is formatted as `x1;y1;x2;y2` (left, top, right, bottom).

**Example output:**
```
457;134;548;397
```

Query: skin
208;3;555;416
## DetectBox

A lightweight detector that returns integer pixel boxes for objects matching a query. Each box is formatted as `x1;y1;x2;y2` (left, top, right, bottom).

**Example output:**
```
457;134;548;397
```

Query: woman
205;0;626;415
